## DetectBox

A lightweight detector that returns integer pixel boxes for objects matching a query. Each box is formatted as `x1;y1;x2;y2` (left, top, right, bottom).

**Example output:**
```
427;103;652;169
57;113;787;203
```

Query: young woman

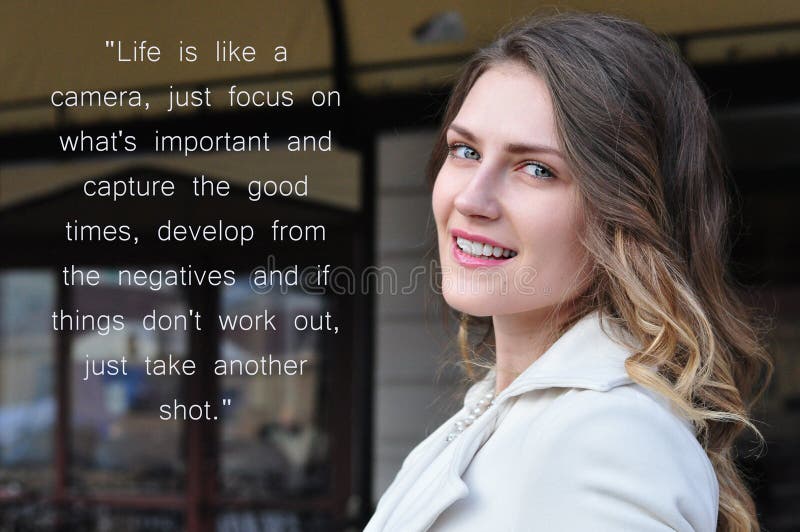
366;12;772;532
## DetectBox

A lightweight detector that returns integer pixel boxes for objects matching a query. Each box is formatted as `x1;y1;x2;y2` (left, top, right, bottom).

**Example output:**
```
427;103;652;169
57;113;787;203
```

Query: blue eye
521;162;555;180
448;143;480;160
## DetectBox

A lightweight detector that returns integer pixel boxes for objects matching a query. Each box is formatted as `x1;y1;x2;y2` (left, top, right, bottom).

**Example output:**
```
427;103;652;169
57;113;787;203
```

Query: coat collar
368;310;640;532
464;309;637;406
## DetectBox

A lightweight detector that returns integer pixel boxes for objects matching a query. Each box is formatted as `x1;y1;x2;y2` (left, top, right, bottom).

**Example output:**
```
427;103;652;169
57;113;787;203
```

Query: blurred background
0;1;798;530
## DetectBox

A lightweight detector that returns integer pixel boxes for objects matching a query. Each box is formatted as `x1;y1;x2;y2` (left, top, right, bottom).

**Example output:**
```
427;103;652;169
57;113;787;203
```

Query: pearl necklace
446;391;495;442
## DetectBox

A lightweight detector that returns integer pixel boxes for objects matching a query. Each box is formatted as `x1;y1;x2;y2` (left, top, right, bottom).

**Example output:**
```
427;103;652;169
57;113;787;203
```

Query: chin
441;288;507;317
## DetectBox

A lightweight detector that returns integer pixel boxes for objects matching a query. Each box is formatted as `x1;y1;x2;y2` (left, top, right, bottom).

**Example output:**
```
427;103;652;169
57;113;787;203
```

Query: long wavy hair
427;12;773;531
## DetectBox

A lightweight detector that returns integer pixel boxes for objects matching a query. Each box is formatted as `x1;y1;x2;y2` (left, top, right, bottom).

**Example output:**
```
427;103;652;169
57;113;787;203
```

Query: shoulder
514;384;719;531
547;385;718;488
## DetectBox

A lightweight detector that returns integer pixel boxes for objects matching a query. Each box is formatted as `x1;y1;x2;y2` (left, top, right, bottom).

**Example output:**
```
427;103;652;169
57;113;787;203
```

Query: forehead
452;62;558;147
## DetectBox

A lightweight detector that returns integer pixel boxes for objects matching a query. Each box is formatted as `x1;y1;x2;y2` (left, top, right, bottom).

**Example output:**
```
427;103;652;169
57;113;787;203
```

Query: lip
451;229;515;251
451;236;515;268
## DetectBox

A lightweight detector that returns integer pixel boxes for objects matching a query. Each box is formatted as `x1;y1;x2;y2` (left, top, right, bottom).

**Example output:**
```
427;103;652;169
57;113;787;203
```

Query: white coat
365;310;719;531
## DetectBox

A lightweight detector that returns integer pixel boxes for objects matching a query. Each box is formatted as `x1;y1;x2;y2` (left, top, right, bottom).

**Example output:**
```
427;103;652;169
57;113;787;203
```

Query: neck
491;304;571;395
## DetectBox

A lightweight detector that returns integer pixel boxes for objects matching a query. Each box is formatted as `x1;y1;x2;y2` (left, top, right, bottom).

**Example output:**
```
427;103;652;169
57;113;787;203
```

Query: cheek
519;198;584;266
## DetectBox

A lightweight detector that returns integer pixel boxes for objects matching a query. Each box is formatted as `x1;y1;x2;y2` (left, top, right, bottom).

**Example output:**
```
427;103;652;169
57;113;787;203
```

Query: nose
453;165;501;220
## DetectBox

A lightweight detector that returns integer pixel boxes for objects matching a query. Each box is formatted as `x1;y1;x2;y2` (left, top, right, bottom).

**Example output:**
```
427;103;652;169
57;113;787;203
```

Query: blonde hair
429;13;773;531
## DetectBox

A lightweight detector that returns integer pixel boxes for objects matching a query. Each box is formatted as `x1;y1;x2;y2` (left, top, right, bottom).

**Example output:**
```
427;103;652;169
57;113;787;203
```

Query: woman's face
432;61;590;318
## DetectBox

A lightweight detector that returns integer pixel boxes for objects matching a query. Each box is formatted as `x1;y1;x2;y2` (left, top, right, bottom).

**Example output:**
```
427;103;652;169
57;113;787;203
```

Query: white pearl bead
446;391;496;442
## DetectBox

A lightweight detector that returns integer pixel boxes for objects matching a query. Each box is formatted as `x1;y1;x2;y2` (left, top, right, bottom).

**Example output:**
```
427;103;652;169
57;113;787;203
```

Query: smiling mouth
454;236;517;259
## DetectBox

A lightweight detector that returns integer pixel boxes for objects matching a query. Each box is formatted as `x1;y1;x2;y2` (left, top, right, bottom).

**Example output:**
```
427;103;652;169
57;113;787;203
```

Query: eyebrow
447;123;565;159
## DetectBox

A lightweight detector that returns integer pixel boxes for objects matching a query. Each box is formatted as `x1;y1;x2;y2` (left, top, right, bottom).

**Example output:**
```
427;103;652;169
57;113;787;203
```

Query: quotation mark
221;398;231;406
105;40;115;48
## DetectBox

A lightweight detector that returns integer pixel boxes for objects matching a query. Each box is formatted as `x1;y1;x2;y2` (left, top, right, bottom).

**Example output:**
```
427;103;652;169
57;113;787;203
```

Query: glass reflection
0;270;55;493
69;269;187;494
219;278;330;498
217;510;331;532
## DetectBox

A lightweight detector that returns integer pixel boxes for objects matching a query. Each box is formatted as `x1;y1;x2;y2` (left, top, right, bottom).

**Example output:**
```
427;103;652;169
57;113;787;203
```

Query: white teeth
455;236;516;259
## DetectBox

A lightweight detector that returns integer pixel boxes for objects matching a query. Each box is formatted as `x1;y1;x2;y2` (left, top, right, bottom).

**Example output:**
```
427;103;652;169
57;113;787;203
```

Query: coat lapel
371;383;499;531
368;310;638;531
